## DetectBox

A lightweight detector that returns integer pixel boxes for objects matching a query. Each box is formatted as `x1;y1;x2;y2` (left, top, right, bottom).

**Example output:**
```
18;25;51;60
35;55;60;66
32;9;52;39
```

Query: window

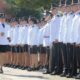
66;0;72;5
61;0;65;4
52;0;59;7
78;0;80;3
73;0;78;3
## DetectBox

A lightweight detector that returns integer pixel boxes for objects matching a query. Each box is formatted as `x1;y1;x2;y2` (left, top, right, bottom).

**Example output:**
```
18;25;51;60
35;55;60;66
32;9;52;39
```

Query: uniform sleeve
6;25;11;38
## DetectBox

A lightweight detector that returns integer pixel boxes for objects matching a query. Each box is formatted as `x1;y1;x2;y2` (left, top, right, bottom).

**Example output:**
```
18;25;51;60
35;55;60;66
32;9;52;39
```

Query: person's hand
0;32;4;36
54;39;58;43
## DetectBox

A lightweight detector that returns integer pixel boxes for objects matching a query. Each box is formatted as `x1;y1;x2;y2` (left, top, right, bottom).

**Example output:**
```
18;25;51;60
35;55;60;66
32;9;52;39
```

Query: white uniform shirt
0;22;10;45
5;23;11;45
27;24;39;46
43;23;50;47
27;26;32;45
76;14;80;44
50;16;62;44
65;14;74;43
71;14;80;43
38;27;44;46
58;14;67;43
9;26;19;45
17;25;26;45
22;25;28;45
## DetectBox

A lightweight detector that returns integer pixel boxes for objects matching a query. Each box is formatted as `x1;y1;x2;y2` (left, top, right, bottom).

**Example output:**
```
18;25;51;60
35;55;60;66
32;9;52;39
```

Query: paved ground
0;67;78;80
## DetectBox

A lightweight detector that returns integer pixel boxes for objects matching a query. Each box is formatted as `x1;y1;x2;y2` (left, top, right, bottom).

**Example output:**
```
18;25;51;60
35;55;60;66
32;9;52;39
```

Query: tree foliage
5;0;53;9
5;0;60;18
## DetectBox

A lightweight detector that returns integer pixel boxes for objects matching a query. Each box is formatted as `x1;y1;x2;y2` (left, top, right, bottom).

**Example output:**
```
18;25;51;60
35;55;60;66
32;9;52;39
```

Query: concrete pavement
0;67;77;80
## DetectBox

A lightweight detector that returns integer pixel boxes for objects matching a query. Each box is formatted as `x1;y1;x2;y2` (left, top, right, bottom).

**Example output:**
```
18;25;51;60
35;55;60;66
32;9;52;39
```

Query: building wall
0;0;7;11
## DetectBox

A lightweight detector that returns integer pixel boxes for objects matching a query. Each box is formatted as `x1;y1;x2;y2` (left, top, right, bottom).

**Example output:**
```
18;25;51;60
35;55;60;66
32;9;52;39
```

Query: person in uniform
0;14;10;73
58;12;67;77
67;12;80;78
42;12;53;74
60;11;76;77
21;18;29;69
42;22;51;74
71;11;80;79
17;18;26;68
37;19;46;69
49;12;63;75
2;18;11;66
27;17;39;70
7;20;12;66
17;17;28;69
8;18;19;67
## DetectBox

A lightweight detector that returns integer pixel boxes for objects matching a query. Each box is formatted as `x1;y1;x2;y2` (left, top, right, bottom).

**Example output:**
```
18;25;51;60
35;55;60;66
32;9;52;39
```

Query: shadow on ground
3;73;48;80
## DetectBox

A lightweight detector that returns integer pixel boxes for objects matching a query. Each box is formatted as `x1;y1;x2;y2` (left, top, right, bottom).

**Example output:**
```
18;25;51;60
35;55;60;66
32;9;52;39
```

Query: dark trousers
45;46;50;72
72;44;77;74
62;43;67;69
49;42;63;73
66;43;73;69
77;46;80;68
77;46;80;74
62;43;77;74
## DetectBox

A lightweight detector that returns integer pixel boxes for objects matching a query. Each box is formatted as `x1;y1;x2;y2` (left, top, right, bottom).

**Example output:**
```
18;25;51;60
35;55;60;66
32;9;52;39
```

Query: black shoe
11;65;14;68
66;73;73;78
27;67;33;71
15;65;19;68
75;74;80;79
25;66;29;69
0;71;3;74
60;73;67;77
43;71;50;74
50;71;58;75
3;64;7;67
8;64;12;67
4;64;9;67
13;65;16;68
21;67;25;70
18;66;21;69
0;69;3;74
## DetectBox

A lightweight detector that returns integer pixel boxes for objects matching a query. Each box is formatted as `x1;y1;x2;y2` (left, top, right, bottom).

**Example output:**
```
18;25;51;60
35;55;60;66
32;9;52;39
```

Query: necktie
2;23;5;28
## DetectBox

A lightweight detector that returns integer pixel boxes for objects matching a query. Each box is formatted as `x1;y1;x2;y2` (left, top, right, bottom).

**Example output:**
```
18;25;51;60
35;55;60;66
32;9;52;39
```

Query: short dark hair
0;13;5;18
29;17;37;24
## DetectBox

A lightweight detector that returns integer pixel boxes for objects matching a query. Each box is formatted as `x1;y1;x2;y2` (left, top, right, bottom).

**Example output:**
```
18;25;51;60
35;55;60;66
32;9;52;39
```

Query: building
0;0;8;13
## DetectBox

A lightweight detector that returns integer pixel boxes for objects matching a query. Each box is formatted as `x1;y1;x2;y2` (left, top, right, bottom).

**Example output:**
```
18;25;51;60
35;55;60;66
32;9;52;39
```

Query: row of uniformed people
1;11;80;79
7;18;40;70
41;11;80;79
2;17;49;71
43;11;80;79
0;15;53;72
0;14;49;72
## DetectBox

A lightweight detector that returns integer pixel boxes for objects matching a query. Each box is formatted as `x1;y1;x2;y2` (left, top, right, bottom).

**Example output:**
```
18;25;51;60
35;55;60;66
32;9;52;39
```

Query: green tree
5;0;52;10
5;0;60;18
